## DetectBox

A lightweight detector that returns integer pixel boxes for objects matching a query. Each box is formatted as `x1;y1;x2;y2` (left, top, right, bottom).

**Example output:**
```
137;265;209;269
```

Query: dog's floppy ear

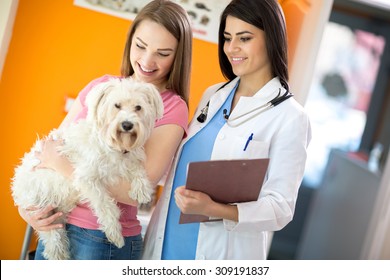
85;81;113;124
145;83;164;120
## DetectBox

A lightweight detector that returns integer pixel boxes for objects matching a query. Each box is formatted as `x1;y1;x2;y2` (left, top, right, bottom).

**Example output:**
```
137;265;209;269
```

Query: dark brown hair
218;0;289;91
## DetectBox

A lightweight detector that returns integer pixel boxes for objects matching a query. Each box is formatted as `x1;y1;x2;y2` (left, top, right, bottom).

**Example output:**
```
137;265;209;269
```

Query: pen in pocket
243;133;254;151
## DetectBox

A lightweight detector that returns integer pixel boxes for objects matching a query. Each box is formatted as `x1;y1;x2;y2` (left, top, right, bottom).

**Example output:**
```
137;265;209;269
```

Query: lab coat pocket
231;136;270;159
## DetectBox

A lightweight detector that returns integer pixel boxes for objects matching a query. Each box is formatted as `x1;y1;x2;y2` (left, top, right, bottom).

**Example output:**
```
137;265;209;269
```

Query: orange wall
0;0;223;260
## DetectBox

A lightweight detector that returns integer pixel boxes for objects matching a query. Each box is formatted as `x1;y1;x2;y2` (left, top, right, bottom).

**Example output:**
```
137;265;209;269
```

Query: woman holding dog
142;0;311;260
18;0;192;260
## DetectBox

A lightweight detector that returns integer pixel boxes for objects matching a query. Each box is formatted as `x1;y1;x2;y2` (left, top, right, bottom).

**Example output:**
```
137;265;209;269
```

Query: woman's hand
34;138;74;178
18;205;64;231
175;186;239;222
174;186;214;216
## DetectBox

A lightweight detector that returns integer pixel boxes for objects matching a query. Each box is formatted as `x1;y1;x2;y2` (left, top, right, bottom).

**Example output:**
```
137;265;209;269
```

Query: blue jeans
34;224;143;260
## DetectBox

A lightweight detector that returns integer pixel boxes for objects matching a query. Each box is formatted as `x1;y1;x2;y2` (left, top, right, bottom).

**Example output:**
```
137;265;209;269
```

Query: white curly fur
11;78;163;260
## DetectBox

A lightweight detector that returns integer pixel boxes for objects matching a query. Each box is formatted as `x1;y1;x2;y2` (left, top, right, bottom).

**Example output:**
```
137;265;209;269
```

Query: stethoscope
197;87;293;127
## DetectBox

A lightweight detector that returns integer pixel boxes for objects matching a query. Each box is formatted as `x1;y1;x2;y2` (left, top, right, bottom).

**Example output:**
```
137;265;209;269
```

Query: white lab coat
142;77;311;260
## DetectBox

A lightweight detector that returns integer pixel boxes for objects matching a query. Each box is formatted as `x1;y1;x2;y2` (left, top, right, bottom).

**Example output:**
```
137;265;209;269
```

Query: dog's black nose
121;121;134;131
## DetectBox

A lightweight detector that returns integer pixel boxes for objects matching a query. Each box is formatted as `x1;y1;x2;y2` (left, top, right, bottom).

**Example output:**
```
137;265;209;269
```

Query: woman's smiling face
130;19;178;91
223;15;272;81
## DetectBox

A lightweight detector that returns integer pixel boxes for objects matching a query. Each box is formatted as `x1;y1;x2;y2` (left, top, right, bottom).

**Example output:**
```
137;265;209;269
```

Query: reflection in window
303;22;386;188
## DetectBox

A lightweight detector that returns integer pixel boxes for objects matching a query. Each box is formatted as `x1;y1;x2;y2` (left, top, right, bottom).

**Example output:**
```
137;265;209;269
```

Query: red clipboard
179;158;269;224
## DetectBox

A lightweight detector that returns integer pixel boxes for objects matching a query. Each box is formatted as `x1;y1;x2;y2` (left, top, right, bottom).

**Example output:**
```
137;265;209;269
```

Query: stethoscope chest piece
197;101;209;123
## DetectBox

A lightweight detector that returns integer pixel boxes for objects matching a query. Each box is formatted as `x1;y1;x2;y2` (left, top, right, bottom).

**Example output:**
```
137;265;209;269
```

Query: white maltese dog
11;78;163;260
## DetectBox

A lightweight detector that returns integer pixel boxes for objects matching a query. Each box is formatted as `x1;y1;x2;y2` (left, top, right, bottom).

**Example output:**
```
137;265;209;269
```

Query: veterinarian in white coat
142;0;311;260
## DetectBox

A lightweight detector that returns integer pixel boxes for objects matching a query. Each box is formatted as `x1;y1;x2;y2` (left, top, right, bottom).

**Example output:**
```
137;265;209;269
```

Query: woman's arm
175;186;239;222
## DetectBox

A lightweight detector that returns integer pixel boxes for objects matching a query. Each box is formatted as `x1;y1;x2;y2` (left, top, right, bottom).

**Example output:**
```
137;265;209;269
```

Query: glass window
303;22;386;188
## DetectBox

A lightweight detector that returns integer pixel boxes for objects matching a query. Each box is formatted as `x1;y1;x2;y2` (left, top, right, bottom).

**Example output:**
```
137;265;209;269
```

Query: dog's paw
129;187;152;204
129;178;153;204
43;249;71;260
43;240;71;260
109;234;125;248
103;222;125;248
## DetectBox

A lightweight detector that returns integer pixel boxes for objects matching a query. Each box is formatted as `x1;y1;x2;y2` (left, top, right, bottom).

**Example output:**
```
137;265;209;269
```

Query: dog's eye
135;105;142;111
115;103;121;109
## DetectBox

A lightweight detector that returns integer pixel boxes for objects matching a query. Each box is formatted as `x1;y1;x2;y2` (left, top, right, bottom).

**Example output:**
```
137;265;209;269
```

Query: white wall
0;0;18;81
289;0;333;105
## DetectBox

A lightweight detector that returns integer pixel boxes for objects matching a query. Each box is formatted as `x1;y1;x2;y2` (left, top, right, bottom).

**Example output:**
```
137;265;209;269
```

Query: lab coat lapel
185;78;239;140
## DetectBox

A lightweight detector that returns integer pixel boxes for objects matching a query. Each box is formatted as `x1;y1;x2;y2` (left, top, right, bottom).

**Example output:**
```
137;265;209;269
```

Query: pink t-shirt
66;75;188;236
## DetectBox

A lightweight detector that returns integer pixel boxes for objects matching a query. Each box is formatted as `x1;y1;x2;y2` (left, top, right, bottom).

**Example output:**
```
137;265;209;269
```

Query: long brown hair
121;0;192;104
